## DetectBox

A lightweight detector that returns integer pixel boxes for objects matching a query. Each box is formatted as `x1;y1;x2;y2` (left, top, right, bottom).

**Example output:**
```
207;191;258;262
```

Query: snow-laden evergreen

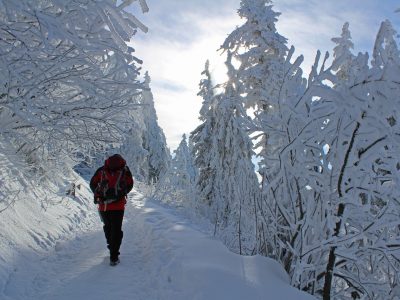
154;134;198;211
190;60;218;211
171;134;198;190
192;53;260;254
120;120;149;182
221;0;289;107
220;0;289;172
141;72;170;184
220;0;314;270
119;72;170;184
220;0;297;199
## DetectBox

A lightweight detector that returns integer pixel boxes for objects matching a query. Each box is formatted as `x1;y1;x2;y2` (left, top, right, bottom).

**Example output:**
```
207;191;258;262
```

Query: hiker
90;154;134;266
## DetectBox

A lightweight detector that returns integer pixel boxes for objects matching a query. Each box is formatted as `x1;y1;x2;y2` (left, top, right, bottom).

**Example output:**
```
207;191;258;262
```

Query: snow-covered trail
3;190;178;300
3;189;314;300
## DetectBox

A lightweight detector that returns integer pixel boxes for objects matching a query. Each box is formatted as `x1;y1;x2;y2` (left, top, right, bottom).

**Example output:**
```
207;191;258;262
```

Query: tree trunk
323;120;361;300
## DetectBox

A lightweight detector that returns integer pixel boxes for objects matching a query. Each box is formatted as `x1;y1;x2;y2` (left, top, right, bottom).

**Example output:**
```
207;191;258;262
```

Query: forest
0;0;399;299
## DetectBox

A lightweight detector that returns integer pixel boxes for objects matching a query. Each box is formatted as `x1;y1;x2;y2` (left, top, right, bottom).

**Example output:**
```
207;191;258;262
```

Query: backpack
95;166;128;204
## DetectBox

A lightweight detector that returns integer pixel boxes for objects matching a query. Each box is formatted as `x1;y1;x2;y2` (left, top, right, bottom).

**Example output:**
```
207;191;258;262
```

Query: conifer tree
192;53;260;254
154;134;198;209
120;120;149;182
221;0;288;106
220;0;293;190
172;134;198;189
221;0;313;262
191;60;217;209
141;72;170;184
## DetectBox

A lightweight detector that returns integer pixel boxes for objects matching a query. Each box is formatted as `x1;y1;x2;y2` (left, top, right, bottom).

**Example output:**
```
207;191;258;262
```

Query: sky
129;0;400;151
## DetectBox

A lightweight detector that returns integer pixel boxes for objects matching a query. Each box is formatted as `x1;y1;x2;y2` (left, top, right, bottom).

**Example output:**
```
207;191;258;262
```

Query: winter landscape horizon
1;0;400;299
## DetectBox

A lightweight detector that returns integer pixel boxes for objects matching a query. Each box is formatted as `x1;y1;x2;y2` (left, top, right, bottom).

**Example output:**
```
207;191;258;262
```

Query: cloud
152;80;188;93
130;1;241;150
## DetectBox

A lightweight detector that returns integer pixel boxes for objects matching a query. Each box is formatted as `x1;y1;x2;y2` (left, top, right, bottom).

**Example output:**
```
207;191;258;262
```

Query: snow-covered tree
330;22;355;81
253;46;308;254
220;0;318;264
155;134;198;210
219;12;400;298
191;60;217;209
220;0;297;202
120;119;149;182
221;0;289;107
192;53;260;254
141;72;170;184
171;134;198;189
287;22;400;299
319;20;400;300
0;0;149;179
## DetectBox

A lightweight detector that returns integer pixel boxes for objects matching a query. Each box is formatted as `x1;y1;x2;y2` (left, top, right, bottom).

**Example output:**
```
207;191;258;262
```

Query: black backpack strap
115;167;124;191
115;166;128;195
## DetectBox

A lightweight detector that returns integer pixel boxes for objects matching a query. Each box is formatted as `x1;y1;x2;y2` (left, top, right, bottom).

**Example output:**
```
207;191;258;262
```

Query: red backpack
93;154;129;204
96;167;128;204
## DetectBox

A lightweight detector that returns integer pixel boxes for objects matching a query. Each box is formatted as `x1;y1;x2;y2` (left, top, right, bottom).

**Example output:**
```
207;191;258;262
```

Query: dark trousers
99;210;124;261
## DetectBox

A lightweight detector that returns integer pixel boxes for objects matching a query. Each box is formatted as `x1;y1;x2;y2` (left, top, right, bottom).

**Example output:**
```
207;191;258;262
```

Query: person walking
90;154;134;266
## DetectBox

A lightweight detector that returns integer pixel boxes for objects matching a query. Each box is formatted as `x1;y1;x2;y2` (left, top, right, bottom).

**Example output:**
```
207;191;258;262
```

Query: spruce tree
191;60;217;209
141;72;170;184
192;54;260;254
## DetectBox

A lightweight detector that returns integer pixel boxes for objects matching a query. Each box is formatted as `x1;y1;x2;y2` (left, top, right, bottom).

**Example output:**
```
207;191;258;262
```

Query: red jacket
90;154;134;211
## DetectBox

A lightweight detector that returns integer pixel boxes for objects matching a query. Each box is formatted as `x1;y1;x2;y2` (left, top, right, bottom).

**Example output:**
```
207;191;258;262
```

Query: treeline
160;1;400;299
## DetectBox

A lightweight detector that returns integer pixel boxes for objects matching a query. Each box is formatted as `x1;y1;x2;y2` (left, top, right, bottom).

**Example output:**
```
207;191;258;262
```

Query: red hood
104;154;126;171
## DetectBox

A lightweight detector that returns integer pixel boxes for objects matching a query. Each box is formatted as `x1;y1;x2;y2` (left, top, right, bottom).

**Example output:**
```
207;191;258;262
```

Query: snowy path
3;190;314;300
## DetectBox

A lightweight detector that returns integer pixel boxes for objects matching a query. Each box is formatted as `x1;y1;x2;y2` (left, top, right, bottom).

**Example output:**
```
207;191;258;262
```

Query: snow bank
0;169;98;299
138;198;315;300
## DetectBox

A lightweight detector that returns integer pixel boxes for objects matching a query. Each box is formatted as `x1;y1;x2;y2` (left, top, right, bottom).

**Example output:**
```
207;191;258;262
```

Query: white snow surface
0;181;315;300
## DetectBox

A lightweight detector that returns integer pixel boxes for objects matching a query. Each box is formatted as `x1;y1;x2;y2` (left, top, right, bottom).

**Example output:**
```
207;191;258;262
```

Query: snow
0;180;314;300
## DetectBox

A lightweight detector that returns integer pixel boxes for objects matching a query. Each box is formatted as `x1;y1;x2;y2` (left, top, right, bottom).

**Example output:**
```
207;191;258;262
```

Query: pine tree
120;120;149;182
192;53;260;254
331;22;356;81
221;0;317;263
221;0;289;107
141;72;170;184
220;0;295;194
172;134;198;189
191;60;217;209
153;134;198;210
